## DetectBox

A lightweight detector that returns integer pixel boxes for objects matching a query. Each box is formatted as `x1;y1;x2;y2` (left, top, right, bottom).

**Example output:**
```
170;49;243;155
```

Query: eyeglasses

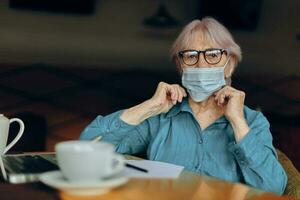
178;49;227;66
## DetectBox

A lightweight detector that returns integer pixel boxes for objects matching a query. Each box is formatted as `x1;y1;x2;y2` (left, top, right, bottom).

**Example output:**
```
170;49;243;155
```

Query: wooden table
60;170;293;200
0;154;293;200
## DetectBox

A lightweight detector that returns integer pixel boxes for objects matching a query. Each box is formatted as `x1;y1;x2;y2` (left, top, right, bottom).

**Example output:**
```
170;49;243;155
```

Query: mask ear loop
223;56;231;69
223;56;231;85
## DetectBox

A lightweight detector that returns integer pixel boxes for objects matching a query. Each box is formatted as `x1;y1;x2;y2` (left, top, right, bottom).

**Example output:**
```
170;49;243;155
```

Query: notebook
0;153;58;184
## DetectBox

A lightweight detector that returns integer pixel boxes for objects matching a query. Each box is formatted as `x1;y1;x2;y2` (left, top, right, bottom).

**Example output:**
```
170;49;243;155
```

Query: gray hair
170;17;242;71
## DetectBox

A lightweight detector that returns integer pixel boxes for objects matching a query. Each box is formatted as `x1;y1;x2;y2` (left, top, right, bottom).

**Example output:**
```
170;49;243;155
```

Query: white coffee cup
55;141;124;182
0;114;25;155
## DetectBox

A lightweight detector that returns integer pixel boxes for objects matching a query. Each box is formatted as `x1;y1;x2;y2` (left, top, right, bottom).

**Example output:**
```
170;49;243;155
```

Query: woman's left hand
214;86;249;141
213;86;245;121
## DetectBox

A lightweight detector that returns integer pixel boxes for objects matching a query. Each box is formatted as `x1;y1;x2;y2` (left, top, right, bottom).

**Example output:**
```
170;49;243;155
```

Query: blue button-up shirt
80;98;287;194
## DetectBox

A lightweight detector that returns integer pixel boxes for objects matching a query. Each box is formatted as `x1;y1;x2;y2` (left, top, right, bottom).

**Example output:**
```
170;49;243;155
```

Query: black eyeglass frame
177;48;227;66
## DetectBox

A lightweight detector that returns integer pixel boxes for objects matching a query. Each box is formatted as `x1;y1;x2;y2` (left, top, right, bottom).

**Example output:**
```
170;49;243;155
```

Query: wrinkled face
176;32;234;78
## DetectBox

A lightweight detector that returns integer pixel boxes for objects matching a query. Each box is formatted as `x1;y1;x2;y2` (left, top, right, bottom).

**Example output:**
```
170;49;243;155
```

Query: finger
220;93;227;104
175;86;184;102
157;82;168;97
214;86;228;98
214;86;232;101
214;88;225;102
219;90;233;105
214;90;226;105
169;86;178;104
215;93;224;106
167;86;175;100
159;83;173;100
179;86;187;97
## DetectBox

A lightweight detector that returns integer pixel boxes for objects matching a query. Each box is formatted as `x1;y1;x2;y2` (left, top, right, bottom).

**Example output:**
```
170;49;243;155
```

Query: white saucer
39;171;129;196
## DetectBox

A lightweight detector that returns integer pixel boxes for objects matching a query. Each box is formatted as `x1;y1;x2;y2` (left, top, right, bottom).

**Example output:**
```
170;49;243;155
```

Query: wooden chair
277;149;300;199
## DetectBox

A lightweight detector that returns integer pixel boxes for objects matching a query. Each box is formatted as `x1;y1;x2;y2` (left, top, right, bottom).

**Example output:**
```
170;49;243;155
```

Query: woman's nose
195;53;209;68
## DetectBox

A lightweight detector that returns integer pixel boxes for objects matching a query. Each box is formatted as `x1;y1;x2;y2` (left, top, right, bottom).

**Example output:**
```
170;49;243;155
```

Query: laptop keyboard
2;155;59;174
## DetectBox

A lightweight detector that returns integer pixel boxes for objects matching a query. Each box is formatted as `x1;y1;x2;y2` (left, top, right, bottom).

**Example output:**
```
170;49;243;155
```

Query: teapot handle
3;118;25;155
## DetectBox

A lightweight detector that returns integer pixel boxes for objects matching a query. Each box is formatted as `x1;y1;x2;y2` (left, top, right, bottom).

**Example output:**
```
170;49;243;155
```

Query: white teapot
0;114;24;155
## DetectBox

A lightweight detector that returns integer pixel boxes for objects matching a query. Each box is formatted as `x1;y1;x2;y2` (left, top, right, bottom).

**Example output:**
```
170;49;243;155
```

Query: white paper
121;160;184;179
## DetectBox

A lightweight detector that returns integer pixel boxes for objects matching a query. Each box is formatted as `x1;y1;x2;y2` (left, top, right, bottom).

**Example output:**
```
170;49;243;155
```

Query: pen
91;136;148;173
91;136;102;143
125;163;148;173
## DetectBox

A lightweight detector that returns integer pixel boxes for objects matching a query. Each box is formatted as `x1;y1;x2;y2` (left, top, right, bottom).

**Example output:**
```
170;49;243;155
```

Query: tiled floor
0;64;299;170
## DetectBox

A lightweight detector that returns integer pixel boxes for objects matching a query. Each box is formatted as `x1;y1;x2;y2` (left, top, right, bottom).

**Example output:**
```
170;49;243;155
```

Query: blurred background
0;0;299;170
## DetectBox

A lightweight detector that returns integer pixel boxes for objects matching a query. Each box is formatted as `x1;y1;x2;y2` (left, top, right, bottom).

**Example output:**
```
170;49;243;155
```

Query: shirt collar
165;98;191;118
165;98;228;123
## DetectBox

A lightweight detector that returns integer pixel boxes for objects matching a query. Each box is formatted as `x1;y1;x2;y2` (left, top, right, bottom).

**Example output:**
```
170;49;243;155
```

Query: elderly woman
80;17;287;194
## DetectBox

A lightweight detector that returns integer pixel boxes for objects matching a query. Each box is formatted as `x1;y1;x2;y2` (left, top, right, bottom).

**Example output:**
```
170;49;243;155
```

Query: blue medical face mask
181;57;231;102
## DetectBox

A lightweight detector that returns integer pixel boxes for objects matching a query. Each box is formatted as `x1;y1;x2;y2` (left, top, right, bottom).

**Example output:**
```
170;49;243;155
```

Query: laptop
0;153;59;184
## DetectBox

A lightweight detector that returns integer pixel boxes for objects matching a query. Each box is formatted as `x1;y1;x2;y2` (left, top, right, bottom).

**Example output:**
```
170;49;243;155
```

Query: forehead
183;30;221;50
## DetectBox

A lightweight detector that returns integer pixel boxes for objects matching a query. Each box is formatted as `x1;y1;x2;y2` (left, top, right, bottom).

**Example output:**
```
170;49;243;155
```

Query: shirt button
240;160;246;166
198;139;203;144
234;149;240;155
114;121;120;128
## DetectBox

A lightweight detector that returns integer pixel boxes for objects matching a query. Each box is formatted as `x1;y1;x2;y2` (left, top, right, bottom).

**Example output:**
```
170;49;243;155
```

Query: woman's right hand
120;82;187;125
149;82;187;115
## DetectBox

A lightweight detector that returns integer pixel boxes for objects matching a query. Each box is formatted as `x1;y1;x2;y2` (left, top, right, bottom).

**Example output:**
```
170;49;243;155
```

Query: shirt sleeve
228;112;287;194
79;110;158;155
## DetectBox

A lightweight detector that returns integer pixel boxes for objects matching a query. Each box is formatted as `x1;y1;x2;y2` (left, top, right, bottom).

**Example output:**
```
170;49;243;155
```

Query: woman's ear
174;57;183;74
224;59;236;86
224;59;235;79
